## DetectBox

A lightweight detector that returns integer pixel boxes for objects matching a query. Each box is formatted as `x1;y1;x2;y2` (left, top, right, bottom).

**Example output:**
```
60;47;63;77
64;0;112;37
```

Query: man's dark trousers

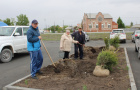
74;44;83;59
29;49;43;77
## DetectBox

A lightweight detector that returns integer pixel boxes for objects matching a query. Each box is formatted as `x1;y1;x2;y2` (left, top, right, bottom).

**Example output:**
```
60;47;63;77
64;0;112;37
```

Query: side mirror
14;33;20;36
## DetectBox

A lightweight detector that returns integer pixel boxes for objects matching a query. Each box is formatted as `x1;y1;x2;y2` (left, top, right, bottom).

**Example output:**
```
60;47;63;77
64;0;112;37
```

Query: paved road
127;47;140;90
0;40;135;89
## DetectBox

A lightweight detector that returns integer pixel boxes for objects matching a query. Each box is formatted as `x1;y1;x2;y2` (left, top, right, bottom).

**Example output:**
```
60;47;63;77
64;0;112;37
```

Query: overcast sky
0;0;140;29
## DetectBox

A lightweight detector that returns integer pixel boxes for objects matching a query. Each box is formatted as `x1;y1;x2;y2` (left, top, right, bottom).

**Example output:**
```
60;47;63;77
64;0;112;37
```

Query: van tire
0;49;13;63
124;39;126;43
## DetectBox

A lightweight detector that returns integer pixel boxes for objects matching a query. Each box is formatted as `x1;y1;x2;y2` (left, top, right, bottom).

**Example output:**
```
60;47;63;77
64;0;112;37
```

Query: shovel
40;39;60;73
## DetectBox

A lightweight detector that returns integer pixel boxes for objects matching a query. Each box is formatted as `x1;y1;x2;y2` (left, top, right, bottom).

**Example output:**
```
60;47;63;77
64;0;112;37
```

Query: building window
108;24;111;28
96;24;98;28
89;24;92;29
102;24;104;28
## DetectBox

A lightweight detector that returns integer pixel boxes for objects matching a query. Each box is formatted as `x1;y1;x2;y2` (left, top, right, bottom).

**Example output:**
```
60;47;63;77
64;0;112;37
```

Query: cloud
0;0;140;29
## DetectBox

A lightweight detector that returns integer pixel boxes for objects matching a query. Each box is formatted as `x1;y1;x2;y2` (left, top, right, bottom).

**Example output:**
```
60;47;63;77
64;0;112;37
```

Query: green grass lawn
41;32;133;41
41;34;62;41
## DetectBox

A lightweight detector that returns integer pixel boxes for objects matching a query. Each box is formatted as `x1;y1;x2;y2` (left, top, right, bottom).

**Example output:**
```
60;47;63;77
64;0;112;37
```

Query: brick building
82;12;118;32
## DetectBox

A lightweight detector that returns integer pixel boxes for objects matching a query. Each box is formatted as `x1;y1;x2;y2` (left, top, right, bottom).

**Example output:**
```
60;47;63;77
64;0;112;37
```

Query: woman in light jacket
60;30;79;59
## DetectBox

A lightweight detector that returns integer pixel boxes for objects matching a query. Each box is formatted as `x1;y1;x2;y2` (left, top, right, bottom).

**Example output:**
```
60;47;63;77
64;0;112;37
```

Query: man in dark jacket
27;20;43;79
71;27;85;59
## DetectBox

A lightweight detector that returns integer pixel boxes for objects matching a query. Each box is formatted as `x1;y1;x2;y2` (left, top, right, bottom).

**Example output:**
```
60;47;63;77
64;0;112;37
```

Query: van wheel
134;39;135;43
124;40;126;43
135;46;138;52
0;49;13;63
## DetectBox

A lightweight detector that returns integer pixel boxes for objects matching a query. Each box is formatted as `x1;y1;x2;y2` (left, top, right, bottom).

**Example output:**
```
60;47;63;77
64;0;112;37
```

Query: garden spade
40;39;60;73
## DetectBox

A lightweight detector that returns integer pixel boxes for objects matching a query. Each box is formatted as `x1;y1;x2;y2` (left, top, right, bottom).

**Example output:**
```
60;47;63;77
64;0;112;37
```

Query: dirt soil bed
14;46;131;90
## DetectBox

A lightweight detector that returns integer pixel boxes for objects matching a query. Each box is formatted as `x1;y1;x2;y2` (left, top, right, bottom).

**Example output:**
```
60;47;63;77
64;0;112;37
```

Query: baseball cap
32;20;38;24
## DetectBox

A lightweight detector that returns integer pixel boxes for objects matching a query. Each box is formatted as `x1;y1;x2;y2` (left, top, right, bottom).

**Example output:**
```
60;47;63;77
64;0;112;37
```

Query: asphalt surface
127;47;140;90
0;40;136;89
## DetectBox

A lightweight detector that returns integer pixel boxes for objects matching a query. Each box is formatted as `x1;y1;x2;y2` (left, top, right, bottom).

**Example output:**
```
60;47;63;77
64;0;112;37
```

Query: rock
109;46;116;51
93;66;110;77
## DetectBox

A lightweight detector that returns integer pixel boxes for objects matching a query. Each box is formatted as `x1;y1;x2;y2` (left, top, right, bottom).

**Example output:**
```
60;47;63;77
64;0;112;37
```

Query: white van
0;26;29;63
110;29;126;43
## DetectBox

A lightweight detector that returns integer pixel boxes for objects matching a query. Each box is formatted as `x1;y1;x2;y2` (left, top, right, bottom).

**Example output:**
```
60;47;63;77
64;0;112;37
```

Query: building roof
85;13;112;19
132;24;140;28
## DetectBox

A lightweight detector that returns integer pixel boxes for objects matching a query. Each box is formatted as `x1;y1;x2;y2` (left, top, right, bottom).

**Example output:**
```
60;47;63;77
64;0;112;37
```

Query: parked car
135;35;140;59
0;26;29;63
72;30;90;42
83;32;90;42
110;29;126;43
132;30;140;43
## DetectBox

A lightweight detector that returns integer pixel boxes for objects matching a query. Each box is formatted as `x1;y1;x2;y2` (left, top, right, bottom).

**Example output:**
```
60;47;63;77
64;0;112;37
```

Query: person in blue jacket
27;20;43;79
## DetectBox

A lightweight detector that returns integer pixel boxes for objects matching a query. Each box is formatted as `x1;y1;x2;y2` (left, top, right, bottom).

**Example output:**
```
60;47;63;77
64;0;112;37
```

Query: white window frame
102;24;104;28
108;24;111;28
89;24;92;29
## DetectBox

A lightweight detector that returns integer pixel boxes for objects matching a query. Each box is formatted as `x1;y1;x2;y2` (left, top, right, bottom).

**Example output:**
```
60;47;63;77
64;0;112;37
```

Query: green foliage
128;88;130;90
47;25;62;33
16;14;29;26
83;85;87;90
3;18;14;25
63;25;68;30
47;25;69;33
117;17;125;28
117;66;121;70
104;37;109;49
125;26;131;28
0;19;2;21
24;80;28;85
109;36;120;49
96;50;118;71
124;66;129;71
130;22;133;27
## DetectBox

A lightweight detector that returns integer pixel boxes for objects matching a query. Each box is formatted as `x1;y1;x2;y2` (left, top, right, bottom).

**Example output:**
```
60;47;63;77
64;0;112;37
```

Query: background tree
16;14;29;26
47;25;62;33
117;17;125;28
47;25;68;33
63;25;68;29
0;19;2;21
3;18;14;25
130;22;133;27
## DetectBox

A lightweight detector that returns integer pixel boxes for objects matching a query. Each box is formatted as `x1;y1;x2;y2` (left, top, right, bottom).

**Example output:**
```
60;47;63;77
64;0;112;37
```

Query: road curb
3;48;137;90
3;74;42;90
124;48;137;90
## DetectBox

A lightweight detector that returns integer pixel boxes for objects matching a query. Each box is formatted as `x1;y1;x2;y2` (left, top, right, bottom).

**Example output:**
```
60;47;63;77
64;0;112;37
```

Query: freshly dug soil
14;46;131;90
